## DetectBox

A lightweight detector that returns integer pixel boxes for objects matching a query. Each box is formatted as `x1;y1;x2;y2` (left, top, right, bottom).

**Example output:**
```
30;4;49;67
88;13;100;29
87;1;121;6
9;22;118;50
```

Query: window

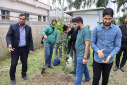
38;15;41;21
43;16;46;22
1;10;10;20
24;13;29;21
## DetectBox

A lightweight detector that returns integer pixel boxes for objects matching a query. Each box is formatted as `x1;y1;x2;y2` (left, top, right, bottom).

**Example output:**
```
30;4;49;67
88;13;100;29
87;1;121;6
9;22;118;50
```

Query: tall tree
73;0;95;9
52;0;61;4
96;0;108;7
73;0;82;9
52;0;62;7
67;0;74;10
52;0;56;4
83;0;96;8
117;0;127;12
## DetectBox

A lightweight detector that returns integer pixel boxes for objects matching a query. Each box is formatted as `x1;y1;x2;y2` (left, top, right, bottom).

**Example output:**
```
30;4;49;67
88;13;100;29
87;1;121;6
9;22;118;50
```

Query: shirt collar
79;26;85;31
19;23;26;28
101;23;113;29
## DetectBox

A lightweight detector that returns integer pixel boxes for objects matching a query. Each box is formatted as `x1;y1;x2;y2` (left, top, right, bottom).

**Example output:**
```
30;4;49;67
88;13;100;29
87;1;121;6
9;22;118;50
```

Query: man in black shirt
67;21;76;58
113;16;127;72
63;25;78;75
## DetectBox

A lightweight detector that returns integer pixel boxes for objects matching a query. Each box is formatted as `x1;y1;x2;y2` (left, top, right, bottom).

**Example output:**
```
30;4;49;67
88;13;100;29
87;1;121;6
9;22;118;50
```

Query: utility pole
61;0;64;20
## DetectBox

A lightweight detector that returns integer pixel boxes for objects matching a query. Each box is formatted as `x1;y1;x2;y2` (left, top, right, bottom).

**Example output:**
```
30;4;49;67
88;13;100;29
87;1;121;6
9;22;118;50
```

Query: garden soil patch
28;71;75;85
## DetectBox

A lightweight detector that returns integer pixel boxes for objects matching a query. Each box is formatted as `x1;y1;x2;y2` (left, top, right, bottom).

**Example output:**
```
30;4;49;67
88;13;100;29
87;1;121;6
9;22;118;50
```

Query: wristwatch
83;58;87;60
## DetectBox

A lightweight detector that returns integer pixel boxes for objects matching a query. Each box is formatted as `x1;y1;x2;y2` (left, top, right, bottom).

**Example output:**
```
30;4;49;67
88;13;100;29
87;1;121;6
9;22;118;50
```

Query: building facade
0;0;50;25
0;0;50;60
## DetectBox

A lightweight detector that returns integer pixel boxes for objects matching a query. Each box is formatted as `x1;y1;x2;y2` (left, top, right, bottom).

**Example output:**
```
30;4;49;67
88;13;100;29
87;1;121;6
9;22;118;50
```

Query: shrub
119;13;127;24
86;25;90;29
112;19;116;25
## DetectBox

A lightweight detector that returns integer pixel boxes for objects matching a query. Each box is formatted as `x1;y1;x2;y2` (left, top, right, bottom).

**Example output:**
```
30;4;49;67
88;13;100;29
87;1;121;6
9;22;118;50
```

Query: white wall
73;10;103;31
98;10;103;23
74;14;99;31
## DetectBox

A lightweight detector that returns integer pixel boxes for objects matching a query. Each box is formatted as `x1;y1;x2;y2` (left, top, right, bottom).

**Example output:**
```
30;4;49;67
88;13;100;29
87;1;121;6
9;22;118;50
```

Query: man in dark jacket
63;24;78;75
113;16;127;72
6;14;33;85
67;21;76;58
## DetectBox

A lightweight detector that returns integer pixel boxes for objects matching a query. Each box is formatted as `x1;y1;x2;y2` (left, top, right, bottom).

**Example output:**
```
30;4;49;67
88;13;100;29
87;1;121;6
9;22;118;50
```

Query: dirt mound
28;72;75;85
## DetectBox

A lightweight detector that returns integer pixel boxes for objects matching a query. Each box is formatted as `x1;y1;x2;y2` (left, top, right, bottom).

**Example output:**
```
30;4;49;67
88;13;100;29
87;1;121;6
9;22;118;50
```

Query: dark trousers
92;60;113;85
115;44;127;67
93;50;94;61
10;46;28;80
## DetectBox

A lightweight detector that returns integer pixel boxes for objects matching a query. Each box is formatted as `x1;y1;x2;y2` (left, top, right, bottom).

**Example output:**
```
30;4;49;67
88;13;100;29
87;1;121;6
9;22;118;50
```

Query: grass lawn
0;47;127;85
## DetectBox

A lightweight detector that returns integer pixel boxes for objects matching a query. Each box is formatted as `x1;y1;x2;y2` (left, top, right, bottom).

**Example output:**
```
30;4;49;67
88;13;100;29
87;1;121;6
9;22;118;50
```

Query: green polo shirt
75;26;91;60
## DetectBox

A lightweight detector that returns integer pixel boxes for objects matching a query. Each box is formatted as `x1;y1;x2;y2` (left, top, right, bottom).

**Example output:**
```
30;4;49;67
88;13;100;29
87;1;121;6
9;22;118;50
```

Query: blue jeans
55;42;62;58
84;64;90;81
74;51;77;73
74;59;90;85
45;43;54;67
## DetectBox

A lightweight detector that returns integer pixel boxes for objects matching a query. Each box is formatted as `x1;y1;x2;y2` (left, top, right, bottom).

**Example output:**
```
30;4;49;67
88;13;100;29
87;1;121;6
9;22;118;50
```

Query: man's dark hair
67;21;72;23
72;17;83;24
19;13;26;19
63;25;68;31
51;19;57;25
103;8;114;17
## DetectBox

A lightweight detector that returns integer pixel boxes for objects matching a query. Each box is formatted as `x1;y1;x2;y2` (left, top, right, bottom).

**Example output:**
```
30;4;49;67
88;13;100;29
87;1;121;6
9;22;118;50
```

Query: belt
18;46;26;48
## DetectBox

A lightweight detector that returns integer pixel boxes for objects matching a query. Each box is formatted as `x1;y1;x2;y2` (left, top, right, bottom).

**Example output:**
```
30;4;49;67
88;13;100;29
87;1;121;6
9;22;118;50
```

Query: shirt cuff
109;53;114;57
8;44;12;47
95;47;99;52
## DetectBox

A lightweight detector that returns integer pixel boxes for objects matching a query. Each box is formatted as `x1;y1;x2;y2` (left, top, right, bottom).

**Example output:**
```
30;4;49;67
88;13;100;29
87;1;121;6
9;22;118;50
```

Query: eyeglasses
103;18;112;21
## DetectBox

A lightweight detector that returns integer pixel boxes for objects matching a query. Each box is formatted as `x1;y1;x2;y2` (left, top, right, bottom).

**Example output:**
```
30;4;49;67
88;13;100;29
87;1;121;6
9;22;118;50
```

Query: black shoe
48;65;54;69
120;67;125;72
69;71;76;74
113;66;119;71
11;80;15;85
22;76;29;80
73;74;76;77
91;63;93;66
83;79;90;83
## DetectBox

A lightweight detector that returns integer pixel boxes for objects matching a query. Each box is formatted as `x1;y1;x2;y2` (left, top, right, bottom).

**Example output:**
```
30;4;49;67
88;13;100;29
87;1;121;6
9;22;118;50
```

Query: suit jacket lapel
16;23;20;40
25;25;28;41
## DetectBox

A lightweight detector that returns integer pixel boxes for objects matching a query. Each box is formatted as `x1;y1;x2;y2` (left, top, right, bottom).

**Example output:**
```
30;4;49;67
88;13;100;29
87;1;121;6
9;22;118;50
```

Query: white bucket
66;55;72;68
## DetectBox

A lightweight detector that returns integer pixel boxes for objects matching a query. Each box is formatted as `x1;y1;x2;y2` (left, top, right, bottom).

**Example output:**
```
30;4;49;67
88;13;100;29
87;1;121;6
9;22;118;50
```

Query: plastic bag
66;55;72;68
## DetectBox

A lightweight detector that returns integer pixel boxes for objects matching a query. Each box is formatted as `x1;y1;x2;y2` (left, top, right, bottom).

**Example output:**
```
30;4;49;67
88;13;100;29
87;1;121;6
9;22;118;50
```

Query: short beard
103;22;111;27
125;21;127;25
77;25;80;30
20;23;25;26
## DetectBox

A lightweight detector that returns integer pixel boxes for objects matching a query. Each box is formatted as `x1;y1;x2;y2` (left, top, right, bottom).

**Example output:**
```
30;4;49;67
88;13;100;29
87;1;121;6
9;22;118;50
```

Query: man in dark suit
6;14;33;85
